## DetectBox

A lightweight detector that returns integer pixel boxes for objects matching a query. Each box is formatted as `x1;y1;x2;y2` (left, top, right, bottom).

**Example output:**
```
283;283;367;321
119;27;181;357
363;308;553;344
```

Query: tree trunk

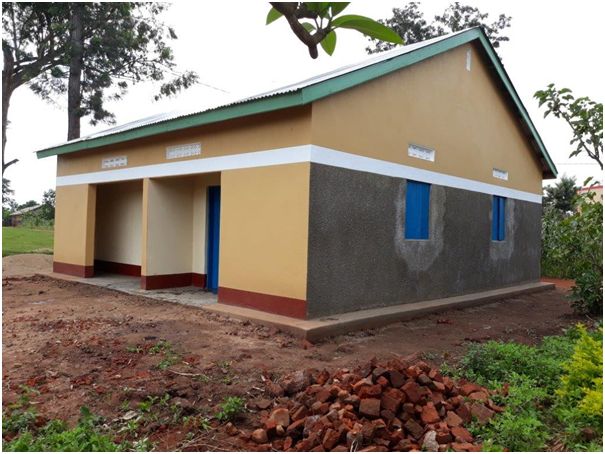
2;48;18;176
67;3;85;141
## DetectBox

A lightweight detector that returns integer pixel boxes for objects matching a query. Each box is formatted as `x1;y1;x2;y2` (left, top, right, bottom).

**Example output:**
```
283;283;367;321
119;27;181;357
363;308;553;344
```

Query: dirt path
2;253;52;277
2;274;587;450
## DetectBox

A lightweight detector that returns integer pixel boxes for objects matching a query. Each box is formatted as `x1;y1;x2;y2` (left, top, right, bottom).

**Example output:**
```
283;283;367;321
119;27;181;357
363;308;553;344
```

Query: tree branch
270;2;329;58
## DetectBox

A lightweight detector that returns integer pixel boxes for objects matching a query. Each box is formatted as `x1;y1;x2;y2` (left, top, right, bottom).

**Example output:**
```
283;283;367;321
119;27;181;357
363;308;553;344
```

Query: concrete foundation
206;281;555;341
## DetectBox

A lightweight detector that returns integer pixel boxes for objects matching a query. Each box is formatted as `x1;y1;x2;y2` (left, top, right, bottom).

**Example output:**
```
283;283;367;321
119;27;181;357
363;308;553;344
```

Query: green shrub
570;268;603;316
215;396;245;422
3;407;122;452
2;407;37;435
557;325;603;418
2;388;39;435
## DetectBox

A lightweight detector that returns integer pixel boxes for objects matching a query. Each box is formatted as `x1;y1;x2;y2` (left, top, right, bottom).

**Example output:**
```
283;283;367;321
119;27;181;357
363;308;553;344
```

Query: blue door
206;186;221;293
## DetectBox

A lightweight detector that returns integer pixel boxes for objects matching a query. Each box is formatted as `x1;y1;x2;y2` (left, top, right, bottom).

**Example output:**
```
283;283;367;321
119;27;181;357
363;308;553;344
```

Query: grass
2;227;54;257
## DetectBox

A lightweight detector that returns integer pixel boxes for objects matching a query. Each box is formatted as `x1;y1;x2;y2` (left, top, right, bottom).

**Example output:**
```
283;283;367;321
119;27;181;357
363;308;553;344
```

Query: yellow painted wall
54;184;96;266
220;163;310;300
95;181;143;265
57;106;312;176
311;44;544;194
192;173;221;274
142;177;194;276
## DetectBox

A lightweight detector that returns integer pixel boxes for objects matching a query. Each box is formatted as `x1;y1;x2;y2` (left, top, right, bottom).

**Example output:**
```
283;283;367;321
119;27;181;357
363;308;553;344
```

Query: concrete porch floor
47;272;218;308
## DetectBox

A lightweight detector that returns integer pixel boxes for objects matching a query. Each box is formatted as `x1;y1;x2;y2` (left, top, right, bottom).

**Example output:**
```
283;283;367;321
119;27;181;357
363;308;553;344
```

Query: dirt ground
2;253;52;277
2;268;587;450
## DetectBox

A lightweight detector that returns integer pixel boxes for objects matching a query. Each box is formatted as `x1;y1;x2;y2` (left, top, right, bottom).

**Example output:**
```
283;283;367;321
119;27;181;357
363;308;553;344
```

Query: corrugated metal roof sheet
10;204;43;216
43;30;469;149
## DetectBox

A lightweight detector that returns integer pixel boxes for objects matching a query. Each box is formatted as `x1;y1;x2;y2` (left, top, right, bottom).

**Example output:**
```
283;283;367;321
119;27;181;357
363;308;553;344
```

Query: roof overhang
36;28;557;179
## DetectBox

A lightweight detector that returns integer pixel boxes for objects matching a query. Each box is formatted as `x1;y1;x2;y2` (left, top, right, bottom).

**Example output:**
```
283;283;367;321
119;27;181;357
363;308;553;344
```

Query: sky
3;0;604;204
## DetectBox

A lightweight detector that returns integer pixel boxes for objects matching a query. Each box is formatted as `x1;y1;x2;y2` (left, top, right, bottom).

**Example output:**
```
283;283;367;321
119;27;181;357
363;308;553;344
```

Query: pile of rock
239;358;503;452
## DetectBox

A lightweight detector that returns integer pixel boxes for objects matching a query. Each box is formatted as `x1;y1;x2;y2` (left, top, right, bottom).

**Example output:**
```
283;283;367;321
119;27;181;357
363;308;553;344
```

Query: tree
366;2;512;54
2;177;16;225
2;177;16;211
41;188;55;220
543;175;579;214
2;3;198;173
535;84;603;170
267;3;403;58
2;3;69;174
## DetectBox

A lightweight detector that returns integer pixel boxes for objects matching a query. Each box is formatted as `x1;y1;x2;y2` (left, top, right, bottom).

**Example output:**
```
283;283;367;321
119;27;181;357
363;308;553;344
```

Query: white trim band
56;144;542;204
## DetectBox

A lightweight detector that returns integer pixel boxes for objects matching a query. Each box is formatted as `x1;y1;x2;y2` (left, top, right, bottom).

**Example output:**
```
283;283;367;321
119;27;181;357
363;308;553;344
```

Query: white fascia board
56;144;541;204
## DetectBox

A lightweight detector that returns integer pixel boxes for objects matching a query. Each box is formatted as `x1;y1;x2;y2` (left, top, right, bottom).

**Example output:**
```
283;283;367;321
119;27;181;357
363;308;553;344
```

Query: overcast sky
4;0;604;204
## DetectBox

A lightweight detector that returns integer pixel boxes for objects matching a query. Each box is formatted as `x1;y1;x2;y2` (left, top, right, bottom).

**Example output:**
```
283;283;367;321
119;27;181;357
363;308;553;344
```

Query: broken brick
402;381;423;403
323;428;341;450
458;382;482;396
251;428;268;444
270;407;290;427
404;418;425;440
388;369;406;388
445;410;463;427
451;426;473;443
455;402;472;424
380;391;402;413
359;398;381;418
421;403;440;424
470;402;494;424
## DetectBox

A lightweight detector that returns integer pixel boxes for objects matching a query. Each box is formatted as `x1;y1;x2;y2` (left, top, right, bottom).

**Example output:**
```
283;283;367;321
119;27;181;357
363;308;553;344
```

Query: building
8;204;44;227
577;185;603;204
36;28;556;320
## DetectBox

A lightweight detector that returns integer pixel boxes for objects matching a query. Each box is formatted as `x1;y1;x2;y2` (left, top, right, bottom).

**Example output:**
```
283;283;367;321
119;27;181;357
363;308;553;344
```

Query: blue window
405;180;431;239
492;196;506;241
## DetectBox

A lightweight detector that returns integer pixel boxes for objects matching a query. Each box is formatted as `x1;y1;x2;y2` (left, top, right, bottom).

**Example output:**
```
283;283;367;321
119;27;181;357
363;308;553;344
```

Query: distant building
8;205;43;227
577;185;603;204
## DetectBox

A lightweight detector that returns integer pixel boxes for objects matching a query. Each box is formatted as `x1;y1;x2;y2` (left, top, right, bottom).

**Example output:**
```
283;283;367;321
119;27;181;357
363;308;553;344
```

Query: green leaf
266;7;283;25
329;2;350;16
331;14;403;44
306;2;330;18
301;22;316;33
320;30;337;55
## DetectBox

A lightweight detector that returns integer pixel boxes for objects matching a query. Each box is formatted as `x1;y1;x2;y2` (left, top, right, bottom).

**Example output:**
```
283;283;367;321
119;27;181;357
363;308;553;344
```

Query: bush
541;191;603;315
541;206;569;278
20;211;54;229
557;325;603;419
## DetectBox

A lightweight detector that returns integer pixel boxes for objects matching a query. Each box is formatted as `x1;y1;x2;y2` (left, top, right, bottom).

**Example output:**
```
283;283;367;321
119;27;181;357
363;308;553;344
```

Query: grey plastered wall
305;163;542;318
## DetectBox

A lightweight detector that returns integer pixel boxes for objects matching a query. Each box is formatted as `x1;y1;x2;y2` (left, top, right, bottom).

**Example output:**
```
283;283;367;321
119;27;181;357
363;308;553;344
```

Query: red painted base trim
94;260;141;277
192;273;207;288
141;273;207;290
218;287;307;319
53;261;94;278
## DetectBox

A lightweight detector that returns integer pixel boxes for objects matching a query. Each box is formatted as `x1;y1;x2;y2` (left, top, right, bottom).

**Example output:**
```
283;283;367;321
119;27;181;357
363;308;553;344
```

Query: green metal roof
36;27;557;178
